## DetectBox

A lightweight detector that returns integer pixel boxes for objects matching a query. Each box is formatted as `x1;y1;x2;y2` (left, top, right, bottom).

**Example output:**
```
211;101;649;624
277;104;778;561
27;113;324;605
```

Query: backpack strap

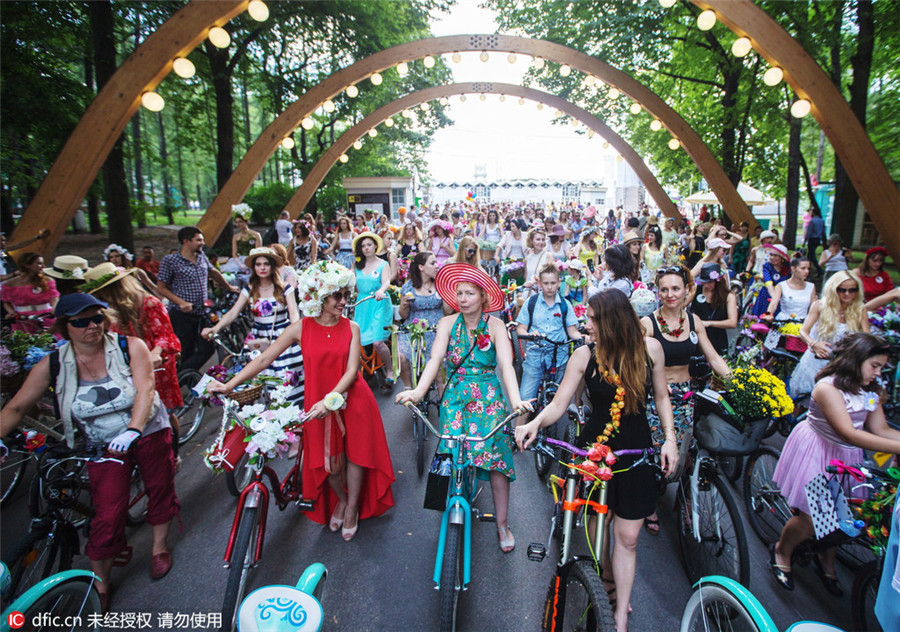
526;293;569;329
49;349;61;418
118;334;130;365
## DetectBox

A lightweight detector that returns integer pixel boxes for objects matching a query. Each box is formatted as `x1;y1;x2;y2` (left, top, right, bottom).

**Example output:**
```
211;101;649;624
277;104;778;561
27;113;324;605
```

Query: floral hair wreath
294;259;355;317
231;203;253;221
103;244;132;262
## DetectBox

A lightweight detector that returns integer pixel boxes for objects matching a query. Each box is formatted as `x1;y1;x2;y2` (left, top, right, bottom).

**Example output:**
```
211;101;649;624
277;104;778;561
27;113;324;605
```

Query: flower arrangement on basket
721;366;793;423
406;318;432;339
203;375;310;472
852;472;897;552
385;285;402;306
501;258;525;278
869;306;900;346
0;330;59;384
397;257;411;283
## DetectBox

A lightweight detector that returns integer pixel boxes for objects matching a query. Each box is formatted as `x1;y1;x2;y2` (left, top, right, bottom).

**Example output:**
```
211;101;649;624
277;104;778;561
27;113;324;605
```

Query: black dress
689;295;728;355
579;346;657;520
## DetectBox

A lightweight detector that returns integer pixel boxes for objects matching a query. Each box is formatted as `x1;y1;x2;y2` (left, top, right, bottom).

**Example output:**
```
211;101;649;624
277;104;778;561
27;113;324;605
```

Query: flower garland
656;310;685;337
598;369;625;444
294;259;355;317
78;270;122;294
103;244;132;262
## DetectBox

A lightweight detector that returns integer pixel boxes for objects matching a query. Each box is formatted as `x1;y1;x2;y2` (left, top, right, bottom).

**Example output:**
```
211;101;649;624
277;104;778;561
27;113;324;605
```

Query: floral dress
439;314;514;481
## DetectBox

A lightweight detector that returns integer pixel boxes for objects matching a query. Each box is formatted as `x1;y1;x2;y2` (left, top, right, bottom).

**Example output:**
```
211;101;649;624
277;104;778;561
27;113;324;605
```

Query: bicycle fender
295;563;327;595
690;576;777;631
1;570;100;628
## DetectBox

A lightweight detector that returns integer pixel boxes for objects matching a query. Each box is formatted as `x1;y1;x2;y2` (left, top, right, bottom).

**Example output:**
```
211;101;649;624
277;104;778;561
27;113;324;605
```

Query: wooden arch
694;0;899;259
197;33;754;243
286;82;678;222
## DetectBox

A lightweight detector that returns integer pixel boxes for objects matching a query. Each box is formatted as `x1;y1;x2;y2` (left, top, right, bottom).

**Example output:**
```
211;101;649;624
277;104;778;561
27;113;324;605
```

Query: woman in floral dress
396;263;529;553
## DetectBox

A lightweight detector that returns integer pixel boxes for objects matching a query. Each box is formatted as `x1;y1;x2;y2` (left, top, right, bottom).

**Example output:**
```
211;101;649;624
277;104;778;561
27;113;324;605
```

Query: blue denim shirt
516;294;578;367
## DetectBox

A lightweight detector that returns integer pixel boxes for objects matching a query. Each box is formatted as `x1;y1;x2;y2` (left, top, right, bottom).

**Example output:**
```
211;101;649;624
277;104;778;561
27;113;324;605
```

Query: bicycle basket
694;412;769;456
227;383;264;405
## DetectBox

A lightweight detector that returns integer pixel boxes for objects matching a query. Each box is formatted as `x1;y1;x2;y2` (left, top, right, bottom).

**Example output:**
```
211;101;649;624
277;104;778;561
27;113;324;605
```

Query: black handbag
424;452;453;511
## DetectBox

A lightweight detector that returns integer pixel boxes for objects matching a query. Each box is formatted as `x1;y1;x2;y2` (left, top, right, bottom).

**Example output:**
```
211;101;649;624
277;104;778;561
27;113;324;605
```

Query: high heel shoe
342;508;359;542
329;504;345;532
497;525;515;553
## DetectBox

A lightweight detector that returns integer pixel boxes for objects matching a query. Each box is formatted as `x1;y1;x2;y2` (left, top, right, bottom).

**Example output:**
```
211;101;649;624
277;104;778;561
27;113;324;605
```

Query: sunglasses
657;265;687;276
68;314;104;328
836;287;859;295
330;290;353;302
465;248;476;254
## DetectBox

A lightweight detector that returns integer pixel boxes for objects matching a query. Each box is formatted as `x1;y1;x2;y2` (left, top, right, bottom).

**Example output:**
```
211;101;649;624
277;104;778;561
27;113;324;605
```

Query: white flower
863;392;878;412
251;431;278;453
71;268;84;279
324;392;345;411
239;403;266;419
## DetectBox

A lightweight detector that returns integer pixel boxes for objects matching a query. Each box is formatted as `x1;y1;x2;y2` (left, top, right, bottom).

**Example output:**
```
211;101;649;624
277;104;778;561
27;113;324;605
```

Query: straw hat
44;255;89;281
244;246;284;269
351;231;384;253
647;216;659;226
621;231;642;245
550;224;567;237
82;262;136;295
435;263;505;312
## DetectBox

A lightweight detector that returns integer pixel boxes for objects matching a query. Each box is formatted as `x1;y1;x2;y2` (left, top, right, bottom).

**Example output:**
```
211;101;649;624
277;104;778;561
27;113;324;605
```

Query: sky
424;1;620;184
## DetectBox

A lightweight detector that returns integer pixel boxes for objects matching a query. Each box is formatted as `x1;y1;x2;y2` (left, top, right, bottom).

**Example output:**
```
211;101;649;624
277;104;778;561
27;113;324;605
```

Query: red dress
110;296;182;409
300;317;394;525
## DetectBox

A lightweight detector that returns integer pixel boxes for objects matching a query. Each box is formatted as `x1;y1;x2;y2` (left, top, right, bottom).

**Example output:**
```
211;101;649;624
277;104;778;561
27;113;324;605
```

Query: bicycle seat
237;585;323;632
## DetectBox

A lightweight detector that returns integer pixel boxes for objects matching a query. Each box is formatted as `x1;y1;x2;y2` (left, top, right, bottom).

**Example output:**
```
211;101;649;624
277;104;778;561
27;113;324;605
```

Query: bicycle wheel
20;576;102;628
743;446;791;546
715;455;743;484
676;468;750;587
29;457;92;529
225;452;254;498
439;521;462;632
414;410;427;477
126;468;149;527
679;582;766;632
222;505;259;632
534;392;555;479
175;368;205;445
850;559;882;632
543;559;615;632
3;525;74;599
837;536;878;572
0;446;29;507
510;329;524;383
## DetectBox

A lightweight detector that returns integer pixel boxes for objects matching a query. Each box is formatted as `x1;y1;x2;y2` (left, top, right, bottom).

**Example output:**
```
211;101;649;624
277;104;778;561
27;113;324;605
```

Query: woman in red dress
209;260;394;542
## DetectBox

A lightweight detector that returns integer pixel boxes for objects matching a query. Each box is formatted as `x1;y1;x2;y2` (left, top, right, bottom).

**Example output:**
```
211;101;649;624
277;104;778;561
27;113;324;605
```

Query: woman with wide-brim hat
352;231;395;387
202;247;304;405
428;220;456;267
43;255;89;296
84;262;184;420
208;260;395;541
396;263;532;553
572;227;600;272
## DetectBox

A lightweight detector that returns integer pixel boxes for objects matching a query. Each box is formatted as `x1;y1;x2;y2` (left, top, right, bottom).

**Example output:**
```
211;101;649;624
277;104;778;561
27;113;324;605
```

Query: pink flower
580;459;599;481
597;466;613;481
471;385;483;399
605;452;617;466
476;333;492;351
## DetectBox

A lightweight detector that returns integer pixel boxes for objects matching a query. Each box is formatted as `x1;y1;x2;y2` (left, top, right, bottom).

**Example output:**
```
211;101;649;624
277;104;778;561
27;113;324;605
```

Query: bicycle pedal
295;498;315;512
527;543;547;562
477;513;496;523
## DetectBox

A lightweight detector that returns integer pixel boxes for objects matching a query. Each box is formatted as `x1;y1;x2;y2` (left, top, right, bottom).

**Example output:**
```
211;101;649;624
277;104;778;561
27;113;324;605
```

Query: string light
247;0;269;21
439;97;449;106
370;72;383;86
402;109;414;118
368;128;378;137
459;95;467;102
697;10;717;31
630;103;642;114
323;100;335;113
537;103;544;111
384;118;394;127
507;53;517;64
396;62;409;76
208;27;230;48
420;102;431;111
480;94;486;101
339;154;349;163
352;140;363;149
732;37;752;57
763;67;784;86
560;64;572;77
659;0;676;7
668;138;681;150
423;55;435;68
588;130;596;139
650;119;663;131
518;97;525;106
790;99;811;118
533;57;545;70
281;137;294;149
608;87;620;99
480;51;489;62
301;117;314;130
498;95;506;103
346;85;359;98
452;52;462;63
172;57;195;79
140;91;164;112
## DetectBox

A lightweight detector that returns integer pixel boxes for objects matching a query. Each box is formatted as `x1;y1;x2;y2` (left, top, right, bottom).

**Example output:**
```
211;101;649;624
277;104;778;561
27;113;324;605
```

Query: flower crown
294;260;354;317
231;203;253;220
103;244;132;262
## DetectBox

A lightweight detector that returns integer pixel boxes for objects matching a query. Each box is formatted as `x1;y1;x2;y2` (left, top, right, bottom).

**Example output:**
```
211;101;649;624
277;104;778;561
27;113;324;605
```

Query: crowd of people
0;198;897;630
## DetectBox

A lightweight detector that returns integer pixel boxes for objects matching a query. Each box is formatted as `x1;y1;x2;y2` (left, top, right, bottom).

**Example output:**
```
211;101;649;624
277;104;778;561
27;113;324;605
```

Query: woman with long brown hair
516;289;677;632
0;251;59;333
453;235;484;270
329;215;356;269
690;263;738;356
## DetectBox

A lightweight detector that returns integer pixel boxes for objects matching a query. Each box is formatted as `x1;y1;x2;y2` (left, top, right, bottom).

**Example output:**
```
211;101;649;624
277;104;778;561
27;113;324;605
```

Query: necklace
597;368;625;445
657;310;685;337
317;316;340;337
77;355;103;382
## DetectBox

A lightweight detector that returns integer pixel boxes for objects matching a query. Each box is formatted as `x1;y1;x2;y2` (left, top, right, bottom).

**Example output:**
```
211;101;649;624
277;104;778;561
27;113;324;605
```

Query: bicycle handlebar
402;401;522;444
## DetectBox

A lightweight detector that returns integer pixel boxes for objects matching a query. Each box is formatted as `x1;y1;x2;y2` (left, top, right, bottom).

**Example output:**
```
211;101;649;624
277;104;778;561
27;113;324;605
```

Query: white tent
684;182;769;206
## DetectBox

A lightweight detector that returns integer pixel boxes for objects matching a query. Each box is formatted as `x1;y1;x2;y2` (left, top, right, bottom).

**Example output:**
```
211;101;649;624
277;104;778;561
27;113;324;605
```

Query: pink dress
431;236;453;266
772;375;868;514
0;279;58;332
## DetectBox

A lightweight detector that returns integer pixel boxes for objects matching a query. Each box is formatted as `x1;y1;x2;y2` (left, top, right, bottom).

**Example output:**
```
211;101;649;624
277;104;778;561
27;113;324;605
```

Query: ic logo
7;611;25;629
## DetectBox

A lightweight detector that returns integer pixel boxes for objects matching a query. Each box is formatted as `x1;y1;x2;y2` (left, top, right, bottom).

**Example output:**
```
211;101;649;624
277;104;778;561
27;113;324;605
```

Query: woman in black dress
516;289;677;632
689;262;737;356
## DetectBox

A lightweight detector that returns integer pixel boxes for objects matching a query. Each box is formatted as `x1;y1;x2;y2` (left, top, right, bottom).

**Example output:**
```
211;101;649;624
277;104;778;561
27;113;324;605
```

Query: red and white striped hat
435;263;505;313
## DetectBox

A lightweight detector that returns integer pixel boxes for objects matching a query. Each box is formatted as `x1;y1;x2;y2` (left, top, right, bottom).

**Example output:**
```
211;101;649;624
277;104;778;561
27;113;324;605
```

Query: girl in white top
745;230;777;276
764;257;816;322
523;228;553;296
495;222;527;263
820;233;851;283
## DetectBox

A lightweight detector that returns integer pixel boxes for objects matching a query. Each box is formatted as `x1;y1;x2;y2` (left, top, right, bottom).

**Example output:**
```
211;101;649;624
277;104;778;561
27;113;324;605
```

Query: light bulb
420;102;431;111
396;62;409;76
247;0;269;21
537;103;544;111
323;100;335;113
569;118;579;127
480;94;486;101
459;95;467;102
451;52;462;63
507;53;517;64
439;97;449;106
533;57;545;70
208;26;230;48
659;0;676;7
384;118;394;127
697;10;716;31
560;64;571;77
368;128;378;138
650;119;662;131
602;141;610;149
583;75;595;87
339;154;349;163
353;140;363;150
630;103;642;114
518;97;525;106
141;91;164;112
370;72;382;86
499;95;505;103
763;67;783;86
301;117;314;130
732;37;752;57
172;57;195;79
346;84;359;98
608;87;620;99
790;99;811;118
281;137;294;149
423;55;435;68
668;138;681;150
616;155;623;162
402;109;413;118
480;51;489;62
587;130;595;139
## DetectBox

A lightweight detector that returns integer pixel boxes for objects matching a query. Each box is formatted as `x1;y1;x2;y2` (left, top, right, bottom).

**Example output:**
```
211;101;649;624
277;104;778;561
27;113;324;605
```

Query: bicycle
402;401;521;632
345;295;392;393
216;397;314;631
0;429;50;507
521;434;659;632
389;321;440;476
235;563;327;632
0;563;102;632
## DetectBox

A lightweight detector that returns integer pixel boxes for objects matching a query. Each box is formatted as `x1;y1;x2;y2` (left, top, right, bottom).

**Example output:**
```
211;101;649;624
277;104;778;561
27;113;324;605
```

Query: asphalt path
1;383;864;632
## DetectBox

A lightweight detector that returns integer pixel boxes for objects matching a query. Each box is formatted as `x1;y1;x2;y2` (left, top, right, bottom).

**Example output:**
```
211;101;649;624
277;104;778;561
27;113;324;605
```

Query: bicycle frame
1;570;100;630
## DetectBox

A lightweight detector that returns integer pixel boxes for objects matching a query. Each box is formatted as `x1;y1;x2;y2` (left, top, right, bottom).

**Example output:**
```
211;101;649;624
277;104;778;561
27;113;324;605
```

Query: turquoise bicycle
236;563;327;632
1;563;102;632
403;401;521;632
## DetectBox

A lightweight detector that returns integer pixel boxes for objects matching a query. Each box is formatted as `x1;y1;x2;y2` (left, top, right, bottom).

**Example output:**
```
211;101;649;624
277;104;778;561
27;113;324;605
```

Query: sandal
602;577;632;614
768;544;794;591
812;555;843;597
497;525;515;553
643;517;660;536
329;503;346;533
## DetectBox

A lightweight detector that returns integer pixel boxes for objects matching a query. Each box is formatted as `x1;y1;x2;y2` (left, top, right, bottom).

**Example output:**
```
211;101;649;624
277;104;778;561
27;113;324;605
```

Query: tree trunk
86;187;101;235
90;1;132;250
205;41;234;252
718;67;742;228
784;109;802;250
156;111;174;225
241;74;252;152
175;124;188;216
132;114;144;204
1;184;14;232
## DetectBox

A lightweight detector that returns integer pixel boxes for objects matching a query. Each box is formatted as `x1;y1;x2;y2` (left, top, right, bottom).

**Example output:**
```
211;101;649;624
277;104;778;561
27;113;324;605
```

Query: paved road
1;385;863;631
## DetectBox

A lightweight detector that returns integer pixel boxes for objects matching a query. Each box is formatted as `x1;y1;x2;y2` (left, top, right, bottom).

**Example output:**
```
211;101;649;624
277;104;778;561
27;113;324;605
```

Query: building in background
342;177;414;220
